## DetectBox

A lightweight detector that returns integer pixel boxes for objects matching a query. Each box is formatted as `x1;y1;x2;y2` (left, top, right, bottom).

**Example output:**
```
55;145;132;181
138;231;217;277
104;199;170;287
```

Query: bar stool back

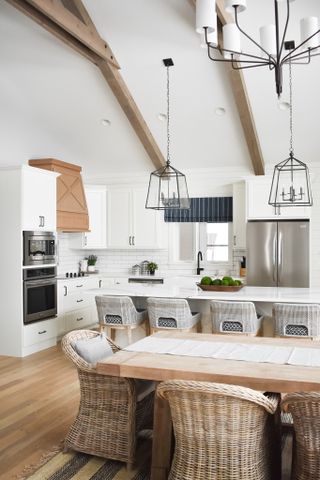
95;295;148;345
146;297;201;334
273;303;320;339
210;300;262;336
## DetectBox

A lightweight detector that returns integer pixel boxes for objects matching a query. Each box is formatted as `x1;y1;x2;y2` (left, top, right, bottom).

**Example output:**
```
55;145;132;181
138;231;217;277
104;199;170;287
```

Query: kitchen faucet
197;250;204;276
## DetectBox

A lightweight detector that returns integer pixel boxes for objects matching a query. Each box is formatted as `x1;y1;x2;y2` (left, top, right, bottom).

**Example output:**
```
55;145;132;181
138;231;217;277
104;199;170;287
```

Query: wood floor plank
0;344;79;480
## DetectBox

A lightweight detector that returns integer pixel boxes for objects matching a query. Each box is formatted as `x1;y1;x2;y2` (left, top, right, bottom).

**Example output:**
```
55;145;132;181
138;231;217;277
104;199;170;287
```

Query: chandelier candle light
197;0;320;97
145;59;190;210
268;60;312;207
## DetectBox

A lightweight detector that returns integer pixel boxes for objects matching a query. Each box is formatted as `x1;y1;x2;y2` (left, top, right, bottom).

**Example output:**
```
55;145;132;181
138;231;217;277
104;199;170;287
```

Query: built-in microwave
23;267;57;324
23;231;56;266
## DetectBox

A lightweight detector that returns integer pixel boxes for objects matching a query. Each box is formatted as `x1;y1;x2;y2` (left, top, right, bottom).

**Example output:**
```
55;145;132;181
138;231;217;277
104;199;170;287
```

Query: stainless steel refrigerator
247;220;309;287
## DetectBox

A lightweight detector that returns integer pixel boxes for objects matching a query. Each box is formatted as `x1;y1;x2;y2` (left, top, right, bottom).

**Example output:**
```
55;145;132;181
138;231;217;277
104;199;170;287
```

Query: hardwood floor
0;345;79;480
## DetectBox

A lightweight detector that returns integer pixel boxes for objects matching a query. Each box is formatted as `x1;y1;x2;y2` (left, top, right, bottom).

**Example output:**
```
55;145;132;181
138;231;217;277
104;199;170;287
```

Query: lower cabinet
64;307;94;331
23;318;58;355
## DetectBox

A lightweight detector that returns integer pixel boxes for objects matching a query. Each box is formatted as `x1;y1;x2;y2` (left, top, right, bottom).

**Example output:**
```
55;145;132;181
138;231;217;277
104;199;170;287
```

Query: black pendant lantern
269;60;313;208
145;59;190;210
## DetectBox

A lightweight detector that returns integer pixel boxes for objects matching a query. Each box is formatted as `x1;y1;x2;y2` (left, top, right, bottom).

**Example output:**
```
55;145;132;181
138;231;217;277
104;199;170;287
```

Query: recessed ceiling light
278;101;290;111
215;107;226;116
101;119;111;126
157;113;167;122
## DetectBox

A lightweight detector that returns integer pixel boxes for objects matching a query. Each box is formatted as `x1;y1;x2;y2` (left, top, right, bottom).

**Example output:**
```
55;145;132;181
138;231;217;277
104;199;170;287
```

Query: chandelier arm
230;62;273;70
283;45;320;64
282;29;320;64
207;44;272;64
234;7;275;64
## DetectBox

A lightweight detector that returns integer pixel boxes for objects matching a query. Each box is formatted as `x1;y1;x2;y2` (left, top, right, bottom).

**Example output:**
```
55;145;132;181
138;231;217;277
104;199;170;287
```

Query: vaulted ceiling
1;0;319;181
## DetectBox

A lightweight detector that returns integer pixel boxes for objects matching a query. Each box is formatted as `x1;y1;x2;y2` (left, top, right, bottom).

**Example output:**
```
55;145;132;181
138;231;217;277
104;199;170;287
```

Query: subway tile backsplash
57;233;246;278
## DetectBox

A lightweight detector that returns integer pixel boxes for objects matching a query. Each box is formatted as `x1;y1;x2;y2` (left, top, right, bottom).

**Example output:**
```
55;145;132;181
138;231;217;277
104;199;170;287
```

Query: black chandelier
145;59;190;210
269;60;312;207
197;0;320;97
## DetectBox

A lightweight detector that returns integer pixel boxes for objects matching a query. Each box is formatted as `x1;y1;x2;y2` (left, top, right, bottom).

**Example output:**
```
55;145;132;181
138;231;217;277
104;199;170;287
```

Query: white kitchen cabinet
246;177;311;220
21;166;57;231
232;181;246;249
23;318;57;347
64;307;93;331
70;186;107;249
106;187;163;249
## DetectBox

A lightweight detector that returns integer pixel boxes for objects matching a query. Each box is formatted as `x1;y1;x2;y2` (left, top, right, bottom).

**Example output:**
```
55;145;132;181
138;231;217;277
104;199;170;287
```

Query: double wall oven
23;231;57;325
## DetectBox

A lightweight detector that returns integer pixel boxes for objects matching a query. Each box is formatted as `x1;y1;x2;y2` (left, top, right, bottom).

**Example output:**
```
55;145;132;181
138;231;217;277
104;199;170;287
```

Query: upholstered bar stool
210;300;262;336
273;303;320;339
95;295;148;345
146;297;201;334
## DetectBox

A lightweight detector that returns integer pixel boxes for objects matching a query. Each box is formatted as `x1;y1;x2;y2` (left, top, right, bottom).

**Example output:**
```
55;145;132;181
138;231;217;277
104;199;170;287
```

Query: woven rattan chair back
95;295;140;326
211;300;262;336
158;380;281;480
282;392;320;480
273;303;320;339
147;297;199;331
61;330;153;466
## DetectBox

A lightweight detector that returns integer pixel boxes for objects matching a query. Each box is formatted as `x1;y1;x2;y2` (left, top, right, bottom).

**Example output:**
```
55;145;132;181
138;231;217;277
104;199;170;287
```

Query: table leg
151;392;173;480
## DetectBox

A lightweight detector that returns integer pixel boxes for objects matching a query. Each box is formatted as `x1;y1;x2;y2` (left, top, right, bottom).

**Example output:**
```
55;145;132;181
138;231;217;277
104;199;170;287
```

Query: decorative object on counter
145;58;190;210
197;275;243;292
132;264;141;275
197;0;320;97
269;59;312;208
87;255;97;272
140;260;150;275
80;258;88;273
240;256;246;278
147;262;158;276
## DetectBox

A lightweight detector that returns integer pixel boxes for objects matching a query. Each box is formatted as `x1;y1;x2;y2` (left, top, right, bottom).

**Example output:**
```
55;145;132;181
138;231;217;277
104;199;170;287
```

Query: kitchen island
86;284;320;341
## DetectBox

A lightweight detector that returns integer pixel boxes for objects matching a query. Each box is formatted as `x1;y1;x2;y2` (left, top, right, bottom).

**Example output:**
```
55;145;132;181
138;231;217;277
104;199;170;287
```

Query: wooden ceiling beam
193;0;265;175
5;0;166;169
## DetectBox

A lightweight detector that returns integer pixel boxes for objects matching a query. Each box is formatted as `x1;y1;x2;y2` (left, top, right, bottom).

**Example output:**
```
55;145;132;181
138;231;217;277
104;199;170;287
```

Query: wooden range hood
29;159;89;232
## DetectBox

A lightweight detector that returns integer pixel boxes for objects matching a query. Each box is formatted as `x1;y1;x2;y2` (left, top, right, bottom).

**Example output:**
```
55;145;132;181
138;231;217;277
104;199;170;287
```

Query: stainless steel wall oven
23;231;56;266
23;267;57;324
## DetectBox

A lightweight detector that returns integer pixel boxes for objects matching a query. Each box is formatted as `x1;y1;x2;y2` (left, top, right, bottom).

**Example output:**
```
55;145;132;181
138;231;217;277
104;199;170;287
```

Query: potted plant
147;261;158;276
87;255;97;273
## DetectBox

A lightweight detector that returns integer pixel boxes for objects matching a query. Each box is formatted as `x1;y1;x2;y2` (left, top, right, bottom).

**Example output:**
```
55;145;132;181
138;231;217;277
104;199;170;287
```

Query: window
199;223;231;263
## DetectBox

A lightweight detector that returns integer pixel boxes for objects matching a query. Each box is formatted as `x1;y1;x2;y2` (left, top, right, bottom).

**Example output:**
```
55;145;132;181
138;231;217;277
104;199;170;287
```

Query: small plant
87;255;97;266
147;261;158;274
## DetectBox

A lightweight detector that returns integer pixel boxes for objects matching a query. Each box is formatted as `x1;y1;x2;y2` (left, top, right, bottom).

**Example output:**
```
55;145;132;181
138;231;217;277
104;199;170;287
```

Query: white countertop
86;285;320;304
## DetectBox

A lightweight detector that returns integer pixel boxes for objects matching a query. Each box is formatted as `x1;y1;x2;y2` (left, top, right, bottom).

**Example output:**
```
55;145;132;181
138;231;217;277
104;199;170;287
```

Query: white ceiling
0;0;320;179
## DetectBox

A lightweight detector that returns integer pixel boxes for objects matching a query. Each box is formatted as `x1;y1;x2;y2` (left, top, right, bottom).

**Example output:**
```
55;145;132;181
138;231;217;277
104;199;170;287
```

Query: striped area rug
25;451;150;480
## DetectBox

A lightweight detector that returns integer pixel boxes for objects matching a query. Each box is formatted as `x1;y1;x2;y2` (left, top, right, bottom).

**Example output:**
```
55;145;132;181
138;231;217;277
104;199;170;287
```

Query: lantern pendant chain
289;59;293;157
166;66;171;165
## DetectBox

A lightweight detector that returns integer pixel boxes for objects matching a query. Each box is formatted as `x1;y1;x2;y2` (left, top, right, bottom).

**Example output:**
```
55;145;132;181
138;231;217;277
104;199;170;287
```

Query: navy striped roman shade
164;197;233;223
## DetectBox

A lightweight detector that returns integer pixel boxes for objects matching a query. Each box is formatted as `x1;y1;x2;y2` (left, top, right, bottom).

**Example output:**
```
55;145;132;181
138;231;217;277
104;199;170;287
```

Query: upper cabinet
107;187;164;249
83;186;107;249
246;177;311;220
232;181;246;249
22;166;57;231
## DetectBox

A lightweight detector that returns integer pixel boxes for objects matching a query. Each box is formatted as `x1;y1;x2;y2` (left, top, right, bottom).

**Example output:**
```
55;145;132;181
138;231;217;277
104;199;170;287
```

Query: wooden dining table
96;331;320;480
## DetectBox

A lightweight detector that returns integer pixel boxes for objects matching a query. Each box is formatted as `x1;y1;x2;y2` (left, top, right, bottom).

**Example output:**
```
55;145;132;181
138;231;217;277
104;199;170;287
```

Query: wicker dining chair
146;297;201;334
210;300;262;336
95;295;148;345
273;303;320;339
282;392;320;480
61;330;154;468
157;380;281;480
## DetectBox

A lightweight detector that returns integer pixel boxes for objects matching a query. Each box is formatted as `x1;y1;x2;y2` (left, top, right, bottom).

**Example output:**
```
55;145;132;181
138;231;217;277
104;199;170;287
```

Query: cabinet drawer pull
38;330;47;335
132;235;135;246
99;280;102;288
76;317;84;322
43;216;45;227
76;299;84;303
64;286;68;296
76;285;83;288
39;216;42;227
129;236;132;245
233;235;236;246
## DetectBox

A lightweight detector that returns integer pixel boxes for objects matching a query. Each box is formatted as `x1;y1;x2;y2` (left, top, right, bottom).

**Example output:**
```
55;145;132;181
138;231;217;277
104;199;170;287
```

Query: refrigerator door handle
278;231;283;284
272;234;277;283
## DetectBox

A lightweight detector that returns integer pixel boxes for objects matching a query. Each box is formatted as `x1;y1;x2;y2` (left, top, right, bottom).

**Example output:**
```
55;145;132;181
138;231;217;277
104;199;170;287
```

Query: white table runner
124;336;320;367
